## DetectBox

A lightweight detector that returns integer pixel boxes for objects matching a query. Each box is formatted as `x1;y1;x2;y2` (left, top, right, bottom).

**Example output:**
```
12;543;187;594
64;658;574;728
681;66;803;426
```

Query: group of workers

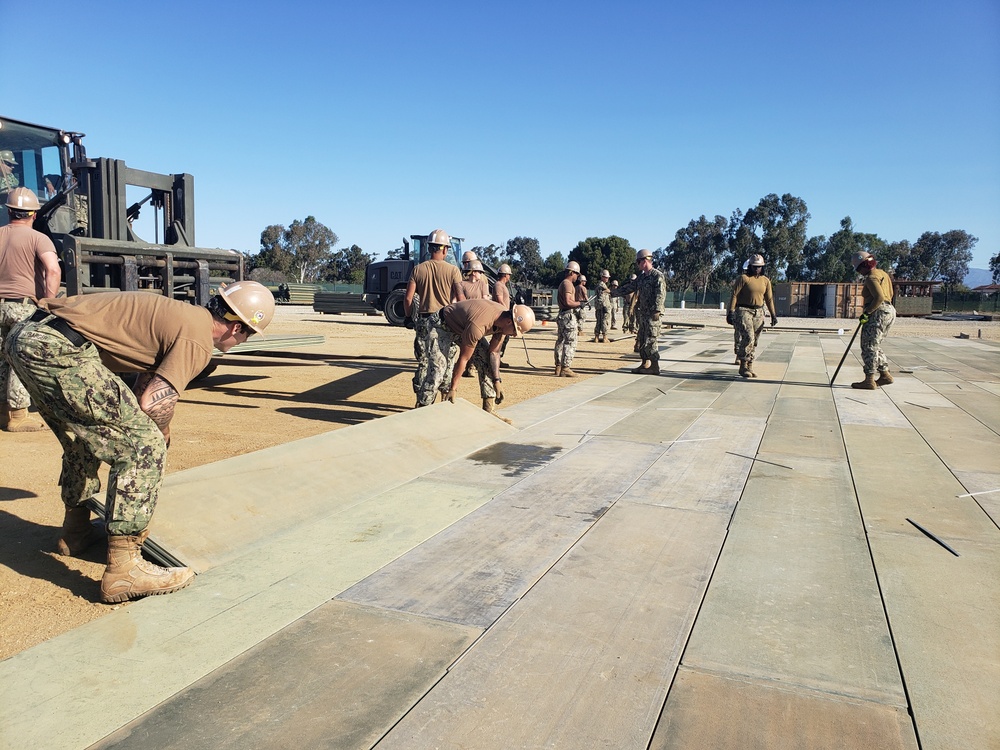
1;200;896;605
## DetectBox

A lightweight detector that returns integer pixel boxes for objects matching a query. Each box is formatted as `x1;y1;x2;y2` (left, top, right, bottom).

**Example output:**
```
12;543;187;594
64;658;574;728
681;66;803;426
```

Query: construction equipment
363;233;475;325
0;115;243;304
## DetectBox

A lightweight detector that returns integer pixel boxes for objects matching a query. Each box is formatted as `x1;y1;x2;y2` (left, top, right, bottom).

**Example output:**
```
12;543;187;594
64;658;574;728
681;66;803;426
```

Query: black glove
770;316;778;328
726;310;734;326
404;317;415;329
494;380;504;405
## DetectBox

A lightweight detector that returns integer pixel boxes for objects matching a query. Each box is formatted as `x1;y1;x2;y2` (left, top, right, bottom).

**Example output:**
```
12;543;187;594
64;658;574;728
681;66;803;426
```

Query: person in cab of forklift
405;229;465;407
554;260;584;377
0;150;19;193
592;269;611;343
612;249;666;375
850;250;896;390
0;188;61;433
4;280;275;603
440;299;536;423
727;253;777;378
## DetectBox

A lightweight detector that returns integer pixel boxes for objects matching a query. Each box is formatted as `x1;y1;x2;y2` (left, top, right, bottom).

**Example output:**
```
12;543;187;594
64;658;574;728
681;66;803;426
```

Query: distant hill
965;268;992;288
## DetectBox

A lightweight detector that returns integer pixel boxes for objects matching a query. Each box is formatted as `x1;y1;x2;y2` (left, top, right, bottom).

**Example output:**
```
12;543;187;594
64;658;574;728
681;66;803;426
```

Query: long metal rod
830;321;864;386
521;334;537;368
906;518;960;557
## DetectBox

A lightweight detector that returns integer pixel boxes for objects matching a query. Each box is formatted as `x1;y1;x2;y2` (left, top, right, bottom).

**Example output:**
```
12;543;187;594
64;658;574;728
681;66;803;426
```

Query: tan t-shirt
440;299;506;348
729;274;776;316
862;268;894;312
0;224;57;299
410;259;462;313
459;275;488;300
40;293;214;393
493;278;510;309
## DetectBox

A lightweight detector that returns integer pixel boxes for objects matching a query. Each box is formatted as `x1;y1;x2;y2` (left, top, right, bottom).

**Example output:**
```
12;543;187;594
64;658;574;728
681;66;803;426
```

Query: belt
28;309;87;347
1;297;35;303
737;304;763;310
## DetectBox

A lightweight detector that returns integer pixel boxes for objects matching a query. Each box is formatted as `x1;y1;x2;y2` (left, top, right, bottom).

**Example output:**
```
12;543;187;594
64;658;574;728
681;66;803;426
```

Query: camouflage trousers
636;313;662;363
610;300;618;329
0;299;37;409
594;305;609;339
860;303;896;375
555;310;578;367
4;318;167;536
414;313;458;406
734;307;765;364
623;298;636;333
468;337;498;400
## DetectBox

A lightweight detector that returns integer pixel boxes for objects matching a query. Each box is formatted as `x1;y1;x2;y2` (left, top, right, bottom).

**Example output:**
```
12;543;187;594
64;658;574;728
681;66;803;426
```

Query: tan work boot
739;360;750;378
591;336;598;343
560;367;577;377
101;533;194;603
5;408;46;433
554;365;562;377
631;360;649;374
744;361;757;378
647;361;660;375
876;369;894;386
482;398;512;425
851;374;878;390
56;506;106;557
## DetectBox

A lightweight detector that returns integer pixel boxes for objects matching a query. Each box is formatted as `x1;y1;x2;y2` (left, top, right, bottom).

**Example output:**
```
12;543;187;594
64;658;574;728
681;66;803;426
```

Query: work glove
446;388;457;403
859;313;869;325
770;316;778;328
726;311;734;326
494;380;504;405
404;317;415;329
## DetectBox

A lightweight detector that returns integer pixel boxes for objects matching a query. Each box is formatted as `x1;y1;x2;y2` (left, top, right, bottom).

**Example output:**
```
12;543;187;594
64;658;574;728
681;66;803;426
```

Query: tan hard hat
566;260;581;273
216;280;275;335
600;269;610;278
611;280;619;287
749;254;765;266
0;150;16;165
636;248;653;261
428;229;451;248
467;259;484;272
851;251;873;270
5;187;40;211
510;304;535;336
579;275;587;283
630;274;637;280
498;263;512;275
461;250;477;263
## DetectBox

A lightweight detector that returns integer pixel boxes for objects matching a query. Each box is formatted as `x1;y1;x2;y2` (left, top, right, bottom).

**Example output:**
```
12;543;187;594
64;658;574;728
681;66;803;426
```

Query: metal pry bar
906;518;960;557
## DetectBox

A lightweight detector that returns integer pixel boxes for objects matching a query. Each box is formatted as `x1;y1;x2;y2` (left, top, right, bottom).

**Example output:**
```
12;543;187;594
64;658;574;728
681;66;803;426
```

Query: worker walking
405;229;465;406
439;299;535;422
554;260;584;377
4;280;275;603
0;187;61;432
851;250;896;389
612;249;666;375
592;270;611;343
727;254;777;378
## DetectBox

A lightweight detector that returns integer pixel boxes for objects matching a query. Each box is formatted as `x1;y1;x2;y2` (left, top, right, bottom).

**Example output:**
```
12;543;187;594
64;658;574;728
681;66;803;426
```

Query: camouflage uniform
593;281;611;341
860;303;896;375
622;291;637;333
414;312;458;406
0;299;37;409
555;310;578;368
4;319;166;535
610;295;619;329
734;307;765;364
614;270;666;364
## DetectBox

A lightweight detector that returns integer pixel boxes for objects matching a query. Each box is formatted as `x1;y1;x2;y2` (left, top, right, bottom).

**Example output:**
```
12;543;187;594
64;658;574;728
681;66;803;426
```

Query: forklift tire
384;288;408;327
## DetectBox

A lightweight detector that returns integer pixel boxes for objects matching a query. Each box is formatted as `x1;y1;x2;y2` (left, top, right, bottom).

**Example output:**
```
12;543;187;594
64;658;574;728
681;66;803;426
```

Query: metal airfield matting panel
2;334;999;750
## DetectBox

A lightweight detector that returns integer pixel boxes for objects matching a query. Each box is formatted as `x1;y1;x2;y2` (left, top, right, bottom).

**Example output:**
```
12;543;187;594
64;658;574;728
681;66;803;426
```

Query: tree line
243;196;986;291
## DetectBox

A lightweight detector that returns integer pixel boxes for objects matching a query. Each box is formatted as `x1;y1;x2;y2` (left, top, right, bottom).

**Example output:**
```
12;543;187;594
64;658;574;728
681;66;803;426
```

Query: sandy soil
1;306;996;660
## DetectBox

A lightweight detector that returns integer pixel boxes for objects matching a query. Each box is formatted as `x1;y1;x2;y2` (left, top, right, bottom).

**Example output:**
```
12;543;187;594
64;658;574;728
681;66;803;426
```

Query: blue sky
4;0;998;268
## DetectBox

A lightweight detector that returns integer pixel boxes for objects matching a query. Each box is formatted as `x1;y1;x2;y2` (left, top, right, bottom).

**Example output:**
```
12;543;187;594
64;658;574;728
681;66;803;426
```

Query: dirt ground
1;306;996;660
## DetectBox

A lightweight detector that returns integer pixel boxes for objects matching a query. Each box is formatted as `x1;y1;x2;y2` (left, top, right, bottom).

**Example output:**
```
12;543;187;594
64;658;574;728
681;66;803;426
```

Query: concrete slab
650;668;918;750
88;601;479;750
374;503;730;750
